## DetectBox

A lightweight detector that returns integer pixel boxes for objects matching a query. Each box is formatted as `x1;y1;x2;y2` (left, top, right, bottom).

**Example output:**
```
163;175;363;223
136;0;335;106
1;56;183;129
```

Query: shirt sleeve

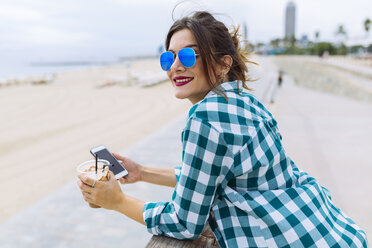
143;117;234;239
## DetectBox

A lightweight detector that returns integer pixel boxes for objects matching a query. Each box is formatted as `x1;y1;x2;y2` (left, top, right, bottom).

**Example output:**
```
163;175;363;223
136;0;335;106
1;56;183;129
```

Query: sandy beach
0;59;190;222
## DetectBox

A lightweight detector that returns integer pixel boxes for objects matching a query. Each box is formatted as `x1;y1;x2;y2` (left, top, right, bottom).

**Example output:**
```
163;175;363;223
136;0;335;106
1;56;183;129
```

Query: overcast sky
1;0;371;62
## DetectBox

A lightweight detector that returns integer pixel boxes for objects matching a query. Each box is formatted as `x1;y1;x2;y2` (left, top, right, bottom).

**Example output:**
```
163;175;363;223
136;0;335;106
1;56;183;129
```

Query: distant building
300;34;308;43
285;1;296;40
240;22;249;50
242;22;248;40
298;34;310;48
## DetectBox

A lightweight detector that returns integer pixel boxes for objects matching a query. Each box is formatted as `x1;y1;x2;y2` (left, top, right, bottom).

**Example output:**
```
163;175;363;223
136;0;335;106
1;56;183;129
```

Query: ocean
0;60;112;82
0;55;156;82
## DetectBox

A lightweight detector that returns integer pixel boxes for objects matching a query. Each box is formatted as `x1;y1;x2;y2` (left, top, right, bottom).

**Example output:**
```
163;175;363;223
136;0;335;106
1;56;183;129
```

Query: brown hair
165;11;256;99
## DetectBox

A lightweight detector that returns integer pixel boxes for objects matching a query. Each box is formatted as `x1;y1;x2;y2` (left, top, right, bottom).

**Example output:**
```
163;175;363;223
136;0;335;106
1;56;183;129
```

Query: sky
1;0;371;62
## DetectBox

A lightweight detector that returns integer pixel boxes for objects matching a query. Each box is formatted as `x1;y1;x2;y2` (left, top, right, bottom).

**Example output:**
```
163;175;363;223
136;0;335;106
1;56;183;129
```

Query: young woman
78;11;368;247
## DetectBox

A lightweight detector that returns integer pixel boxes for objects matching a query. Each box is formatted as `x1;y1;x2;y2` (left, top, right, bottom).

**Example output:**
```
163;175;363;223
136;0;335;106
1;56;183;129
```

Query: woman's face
167;29;211;104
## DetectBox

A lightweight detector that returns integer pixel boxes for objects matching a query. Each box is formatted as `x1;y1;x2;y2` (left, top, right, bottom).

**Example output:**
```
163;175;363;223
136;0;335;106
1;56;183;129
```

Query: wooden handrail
145;225;219;247
146;235;217;248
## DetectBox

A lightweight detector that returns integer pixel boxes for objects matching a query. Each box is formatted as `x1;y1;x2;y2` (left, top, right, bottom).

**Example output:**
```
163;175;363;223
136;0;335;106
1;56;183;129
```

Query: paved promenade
271;72;372;242
0;57;370;247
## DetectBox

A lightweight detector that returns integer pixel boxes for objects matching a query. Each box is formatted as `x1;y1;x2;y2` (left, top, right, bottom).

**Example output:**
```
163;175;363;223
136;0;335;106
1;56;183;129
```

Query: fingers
107;170;126;184
112;152;125;161
78;173;95;187
78;180;98;205
107;170;116;181
77;179;94;194
82;191;93;202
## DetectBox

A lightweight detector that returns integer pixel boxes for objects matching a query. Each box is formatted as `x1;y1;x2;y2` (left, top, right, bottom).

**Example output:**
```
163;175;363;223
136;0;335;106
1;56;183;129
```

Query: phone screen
91;147;128;178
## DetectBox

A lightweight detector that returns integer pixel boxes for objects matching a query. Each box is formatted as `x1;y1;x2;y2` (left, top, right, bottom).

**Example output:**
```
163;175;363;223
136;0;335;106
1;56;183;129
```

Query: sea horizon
0;54;158;82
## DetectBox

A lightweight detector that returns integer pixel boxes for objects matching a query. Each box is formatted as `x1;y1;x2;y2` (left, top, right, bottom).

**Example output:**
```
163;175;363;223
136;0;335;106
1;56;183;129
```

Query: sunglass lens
160;51;174;71
179;48;196;68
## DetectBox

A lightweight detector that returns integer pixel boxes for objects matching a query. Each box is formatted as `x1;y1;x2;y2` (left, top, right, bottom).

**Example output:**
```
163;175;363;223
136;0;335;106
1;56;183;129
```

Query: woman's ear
215;55;233;83
221;55;233;74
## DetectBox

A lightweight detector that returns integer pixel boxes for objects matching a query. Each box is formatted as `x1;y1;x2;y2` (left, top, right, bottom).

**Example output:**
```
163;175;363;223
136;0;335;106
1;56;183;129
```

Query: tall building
242;21;248;40
241;22;249;49
285;1;296;40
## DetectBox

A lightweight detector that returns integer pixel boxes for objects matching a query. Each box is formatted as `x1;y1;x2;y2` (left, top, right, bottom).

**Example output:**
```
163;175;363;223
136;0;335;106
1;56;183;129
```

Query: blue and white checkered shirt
143;81;368;247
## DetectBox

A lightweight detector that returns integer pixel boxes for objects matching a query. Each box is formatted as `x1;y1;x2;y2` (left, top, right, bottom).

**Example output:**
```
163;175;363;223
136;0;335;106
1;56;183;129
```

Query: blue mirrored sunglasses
160;47;199;71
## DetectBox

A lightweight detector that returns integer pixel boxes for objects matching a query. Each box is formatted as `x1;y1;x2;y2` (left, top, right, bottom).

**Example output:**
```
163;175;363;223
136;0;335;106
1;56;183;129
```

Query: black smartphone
90;145;128;179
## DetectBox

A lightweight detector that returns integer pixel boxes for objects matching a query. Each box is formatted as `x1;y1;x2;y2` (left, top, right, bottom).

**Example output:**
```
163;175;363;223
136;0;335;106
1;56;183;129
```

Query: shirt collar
204;80;243;98
188;81;244;118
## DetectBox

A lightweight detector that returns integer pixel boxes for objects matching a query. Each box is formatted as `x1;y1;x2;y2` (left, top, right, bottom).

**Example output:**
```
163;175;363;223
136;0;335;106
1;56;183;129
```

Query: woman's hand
77;170;146;225
114;152;177;188
77;171;124;211
113;153;143;184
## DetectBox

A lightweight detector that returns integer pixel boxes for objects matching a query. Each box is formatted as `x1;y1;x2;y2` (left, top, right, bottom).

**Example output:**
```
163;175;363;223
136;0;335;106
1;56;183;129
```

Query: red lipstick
173;76;194;86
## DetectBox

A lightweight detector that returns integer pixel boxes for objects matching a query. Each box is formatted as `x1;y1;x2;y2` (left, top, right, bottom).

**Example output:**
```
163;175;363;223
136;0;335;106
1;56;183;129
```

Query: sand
0;59;190;222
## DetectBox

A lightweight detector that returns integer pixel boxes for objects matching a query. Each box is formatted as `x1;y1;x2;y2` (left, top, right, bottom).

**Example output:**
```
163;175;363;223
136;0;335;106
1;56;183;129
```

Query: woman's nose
170;56;185;72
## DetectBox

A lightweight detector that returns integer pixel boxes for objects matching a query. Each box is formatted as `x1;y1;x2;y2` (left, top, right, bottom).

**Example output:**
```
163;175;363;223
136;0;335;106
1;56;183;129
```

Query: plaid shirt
143;81;368;247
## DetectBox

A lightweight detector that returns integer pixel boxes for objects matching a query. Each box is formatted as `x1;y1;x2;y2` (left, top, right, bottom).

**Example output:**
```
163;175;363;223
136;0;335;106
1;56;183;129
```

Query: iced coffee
77;159;110;208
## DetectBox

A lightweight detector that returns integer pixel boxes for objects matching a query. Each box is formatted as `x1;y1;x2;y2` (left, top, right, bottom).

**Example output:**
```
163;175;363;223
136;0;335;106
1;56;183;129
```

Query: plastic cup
77;159;110;208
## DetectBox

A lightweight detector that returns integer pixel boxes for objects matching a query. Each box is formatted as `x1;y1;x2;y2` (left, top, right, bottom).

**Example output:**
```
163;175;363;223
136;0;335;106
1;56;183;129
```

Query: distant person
270;70;284;104
77;10;368;247
278;70;283;87
318;50;324;58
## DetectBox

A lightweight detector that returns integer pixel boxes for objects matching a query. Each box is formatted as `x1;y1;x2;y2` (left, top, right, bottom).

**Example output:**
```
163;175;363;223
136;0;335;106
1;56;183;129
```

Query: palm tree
314;31;320;56
364;18;371;37
335;25;347;47
270;38;280;48
314;31;320;42
335;25;347;38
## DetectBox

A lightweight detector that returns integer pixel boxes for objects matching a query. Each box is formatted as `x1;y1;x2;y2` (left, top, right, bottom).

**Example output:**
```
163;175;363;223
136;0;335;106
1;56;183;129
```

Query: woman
78;11;368;247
